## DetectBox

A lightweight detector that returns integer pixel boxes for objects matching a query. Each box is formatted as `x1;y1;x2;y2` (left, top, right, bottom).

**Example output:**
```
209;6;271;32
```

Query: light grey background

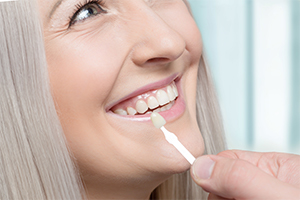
189;0;300;154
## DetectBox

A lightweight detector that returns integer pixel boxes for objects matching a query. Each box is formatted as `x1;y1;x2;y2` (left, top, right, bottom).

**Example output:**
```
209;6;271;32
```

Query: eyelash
69;0;105;27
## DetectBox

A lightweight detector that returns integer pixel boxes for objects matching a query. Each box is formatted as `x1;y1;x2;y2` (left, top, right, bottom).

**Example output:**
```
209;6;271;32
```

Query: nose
129;3;186;66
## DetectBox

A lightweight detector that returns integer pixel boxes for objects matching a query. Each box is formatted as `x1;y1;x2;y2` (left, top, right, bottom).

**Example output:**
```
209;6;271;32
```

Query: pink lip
106;77;186;123
105;73;180;111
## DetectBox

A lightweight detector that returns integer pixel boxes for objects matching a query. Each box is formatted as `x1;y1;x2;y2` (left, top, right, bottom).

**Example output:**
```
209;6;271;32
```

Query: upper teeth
136;100;148;114
113;82;178;115
127;107;137;115
147;96;159;109
156;90;170;106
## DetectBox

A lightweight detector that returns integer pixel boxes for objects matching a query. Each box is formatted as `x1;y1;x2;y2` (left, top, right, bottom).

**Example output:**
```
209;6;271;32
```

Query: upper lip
105;73;181;112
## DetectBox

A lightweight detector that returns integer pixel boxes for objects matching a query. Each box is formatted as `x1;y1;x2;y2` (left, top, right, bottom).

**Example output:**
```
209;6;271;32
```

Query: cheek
46;34;126;116
44;34;131;172
187;66;199;122
44;33;131;156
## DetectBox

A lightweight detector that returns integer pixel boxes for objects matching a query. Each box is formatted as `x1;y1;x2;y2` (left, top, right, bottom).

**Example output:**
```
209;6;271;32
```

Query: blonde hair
0;0;84;199
0;0;226;199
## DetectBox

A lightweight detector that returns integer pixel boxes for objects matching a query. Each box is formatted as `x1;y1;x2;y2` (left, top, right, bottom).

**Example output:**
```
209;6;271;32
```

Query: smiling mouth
111;81;179;116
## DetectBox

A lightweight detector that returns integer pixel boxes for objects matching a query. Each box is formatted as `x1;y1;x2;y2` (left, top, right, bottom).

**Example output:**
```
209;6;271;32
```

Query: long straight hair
0;0;226;199
0;0;84;199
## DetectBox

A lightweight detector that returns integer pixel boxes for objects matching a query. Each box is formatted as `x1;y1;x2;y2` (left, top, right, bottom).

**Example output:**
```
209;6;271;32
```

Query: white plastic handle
161;126;196;165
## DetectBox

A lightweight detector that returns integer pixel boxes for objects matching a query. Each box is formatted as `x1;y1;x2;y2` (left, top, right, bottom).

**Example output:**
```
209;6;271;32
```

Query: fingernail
192;156;215;179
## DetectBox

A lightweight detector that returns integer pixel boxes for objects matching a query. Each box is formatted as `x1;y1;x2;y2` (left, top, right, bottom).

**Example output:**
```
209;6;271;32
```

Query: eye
69;0;106;27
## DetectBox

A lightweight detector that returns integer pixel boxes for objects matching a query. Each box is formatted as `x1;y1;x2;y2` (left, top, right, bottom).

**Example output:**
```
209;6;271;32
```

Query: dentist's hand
191;150;300;200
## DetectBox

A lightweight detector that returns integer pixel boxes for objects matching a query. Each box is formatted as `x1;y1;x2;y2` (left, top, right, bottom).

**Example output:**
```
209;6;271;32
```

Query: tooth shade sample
156;90;170;106
147;96;159;109
114;109;128;115
127;107;137;115
167;86;176;101
136;100;148;114
151;112;166;129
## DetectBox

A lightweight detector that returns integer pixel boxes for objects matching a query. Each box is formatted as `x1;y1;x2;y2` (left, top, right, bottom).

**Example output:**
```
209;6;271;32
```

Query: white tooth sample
167;86;176;101
150;112;166;129
127;107;137;115
114;109;128;115
146;111;153;114
153;108;161;113
147;96;159;109
172;85;178;97
136;100;148;114
151;112;196;164
156;89;170;106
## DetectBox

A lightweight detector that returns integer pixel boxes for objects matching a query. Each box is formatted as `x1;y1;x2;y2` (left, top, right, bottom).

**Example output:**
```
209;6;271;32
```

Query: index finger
217;150;299;179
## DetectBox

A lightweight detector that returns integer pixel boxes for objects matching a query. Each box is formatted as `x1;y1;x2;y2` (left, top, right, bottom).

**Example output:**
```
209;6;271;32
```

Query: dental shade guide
150;113;196;165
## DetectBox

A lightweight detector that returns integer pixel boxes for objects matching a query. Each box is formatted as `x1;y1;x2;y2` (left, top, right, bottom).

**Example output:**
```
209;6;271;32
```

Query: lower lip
107;84;186;123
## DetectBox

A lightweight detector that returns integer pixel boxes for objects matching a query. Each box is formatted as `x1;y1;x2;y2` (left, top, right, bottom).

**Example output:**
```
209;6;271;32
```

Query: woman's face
39;0;204;198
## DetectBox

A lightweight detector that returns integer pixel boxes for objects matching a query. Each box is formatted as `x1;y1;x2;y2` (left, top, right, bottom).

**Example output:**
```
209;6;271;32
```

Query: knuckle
218;150;236;159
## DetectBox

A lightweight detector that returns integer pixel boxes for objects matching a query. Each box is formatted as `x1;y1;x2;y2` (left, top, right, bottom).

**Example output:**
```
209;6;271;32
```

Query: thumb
190;155;297;200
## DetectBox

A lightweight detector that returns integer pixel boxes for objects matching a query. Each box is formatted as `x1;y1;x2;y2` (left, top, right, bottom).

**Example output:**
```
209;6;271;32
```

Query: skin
191;150;300;200
38;0;204;199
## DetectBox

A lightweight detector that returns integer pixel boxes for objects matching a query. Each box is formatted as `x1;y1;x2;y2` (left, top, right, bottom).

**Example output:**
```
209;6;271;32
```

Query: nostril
147;57;170;63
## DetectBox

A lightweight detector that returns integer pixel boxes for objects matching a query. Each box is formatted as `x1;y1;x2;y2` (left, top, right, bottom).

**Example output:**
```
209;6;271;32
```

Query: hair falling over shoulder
0;0;226;199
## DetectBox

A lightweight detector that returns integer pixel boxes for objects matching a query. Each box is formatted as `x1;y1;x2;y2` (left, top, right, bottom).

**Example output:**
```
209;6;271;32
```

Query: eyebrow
49;0;64;19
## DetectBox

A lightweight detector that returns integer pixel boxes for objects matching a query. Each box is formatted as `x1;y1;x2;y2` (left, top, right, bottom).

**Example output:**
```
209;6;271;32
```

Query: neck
83;175;167;200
